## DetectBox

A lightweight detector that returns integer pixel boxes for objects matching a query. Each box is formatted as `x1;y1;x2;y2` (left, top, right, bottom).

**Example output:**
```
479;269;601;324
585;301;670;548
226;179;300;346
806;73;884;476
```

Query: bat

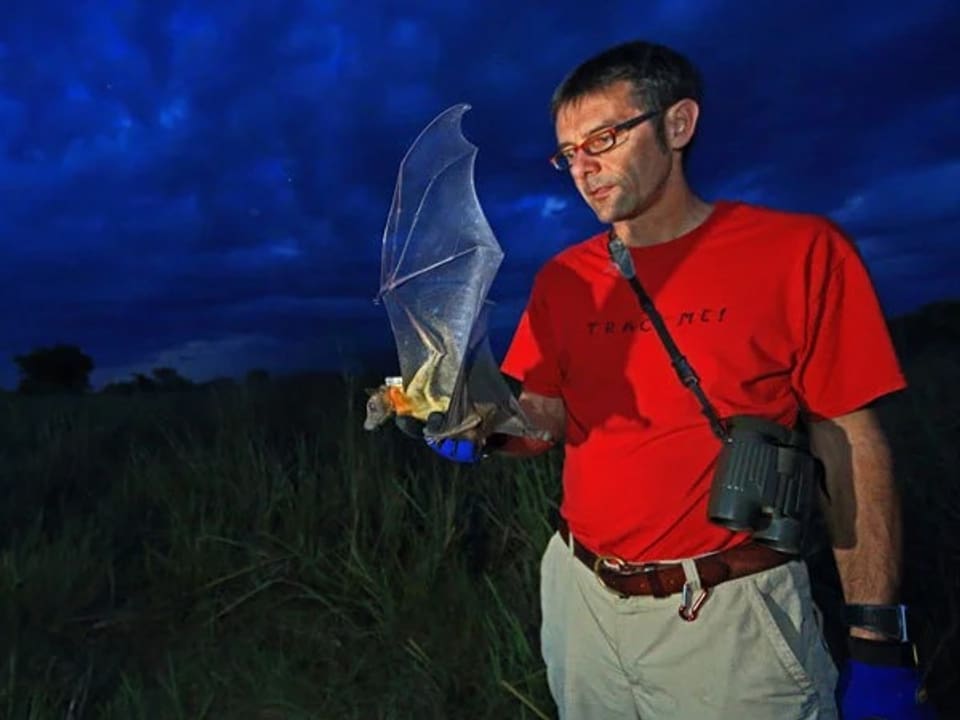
364;103;551;445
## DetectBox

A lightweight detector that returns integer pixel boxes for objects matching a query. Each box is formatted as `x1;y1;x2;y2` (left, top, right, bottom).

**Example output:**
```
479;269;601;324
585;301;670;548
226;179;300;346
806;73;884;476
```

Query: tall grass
873;336;960;708
0;378;562;718
1;319;958;717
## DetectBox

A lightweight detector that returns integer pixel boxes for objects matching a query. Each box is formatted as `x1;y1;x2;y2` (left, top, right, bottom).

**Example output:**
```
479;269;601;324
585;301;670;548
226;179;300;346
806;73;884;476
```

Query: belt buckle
592;554;657;598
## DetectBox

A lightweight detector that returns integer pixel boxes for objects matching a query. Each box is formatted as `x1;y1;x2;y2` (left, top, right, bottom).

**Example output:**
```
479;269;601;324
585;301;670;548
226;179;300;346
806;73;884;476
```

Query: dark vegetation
2;301;958;718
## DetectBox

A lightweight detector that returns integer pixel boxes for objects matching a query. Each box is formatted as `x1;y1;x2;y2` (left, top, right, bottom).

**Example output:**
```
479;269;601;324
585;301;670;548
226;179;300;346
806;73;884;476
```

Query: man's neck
612;182;713;248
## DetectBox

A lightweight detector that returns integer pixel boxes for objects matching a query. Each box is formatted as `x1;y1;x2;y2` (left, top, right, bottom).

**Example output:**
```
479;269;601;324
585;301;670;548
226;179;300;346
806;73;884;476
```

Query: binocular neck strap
606;230;730;443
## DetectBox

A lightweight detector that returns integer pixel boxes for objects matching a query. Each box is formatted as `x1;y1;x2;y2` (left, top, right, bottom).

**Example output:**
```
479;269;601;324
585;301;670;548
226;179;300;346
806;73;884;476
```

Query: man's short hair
550;40;703;153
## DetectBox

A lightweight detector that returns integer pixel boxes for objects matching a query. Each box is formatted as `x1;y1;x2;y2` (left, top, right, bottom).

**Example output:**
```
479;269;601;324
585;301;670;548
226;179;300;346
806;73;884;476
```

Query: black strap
606;230;730;443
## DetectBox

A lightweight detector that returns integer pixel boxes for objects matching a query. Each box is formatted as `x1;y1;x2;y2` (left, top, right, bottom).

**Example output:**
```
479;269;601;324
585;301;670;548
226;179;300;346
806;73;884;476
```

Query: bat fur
363;382;502;443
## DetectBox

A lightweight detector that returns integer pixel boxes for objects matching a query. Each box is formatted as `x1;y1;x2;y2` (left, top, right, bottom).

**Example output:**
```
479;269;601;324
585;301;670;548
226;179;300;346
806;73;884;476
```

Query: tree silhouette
99;367;194;395
100;379;136;396
152;366;192;391
13;344;94;394
245;368;270;388
133;373;157;392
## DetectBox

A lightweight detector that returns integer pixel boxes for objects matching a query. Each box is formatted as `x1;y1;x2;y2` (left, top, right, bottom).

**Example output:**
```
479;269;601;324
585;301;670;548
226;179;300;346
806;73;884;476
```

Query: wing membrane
376;104;546;440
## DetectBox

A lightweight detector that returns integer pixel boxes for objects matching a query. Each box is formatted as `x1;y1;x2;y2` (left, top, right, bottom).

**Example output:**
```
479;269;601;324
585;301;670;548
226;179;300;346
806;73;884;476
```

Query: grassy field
2;303;958;718
1;375;565;719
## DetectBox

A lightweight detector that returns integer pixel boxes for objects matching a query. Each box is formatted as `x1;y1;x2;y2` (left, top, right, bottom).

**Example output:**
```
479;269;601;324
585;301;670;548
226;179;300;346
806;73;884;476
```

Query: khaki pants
540;531;839;719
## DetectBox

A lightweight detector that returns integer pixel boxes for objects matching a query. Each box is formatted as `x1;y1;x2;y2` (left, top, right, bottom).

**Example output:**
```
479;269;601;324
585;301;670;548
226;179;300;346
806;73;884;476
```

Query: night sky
3;1;958;389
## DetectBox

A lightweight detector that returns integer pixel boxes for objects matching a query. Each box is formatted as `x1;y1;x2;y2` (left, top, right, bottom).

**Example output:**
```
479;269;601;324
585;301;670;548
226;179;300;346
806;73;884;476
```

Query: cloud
830;160;960;233
0;0;957;388
92;313;393;389
93;334;282;386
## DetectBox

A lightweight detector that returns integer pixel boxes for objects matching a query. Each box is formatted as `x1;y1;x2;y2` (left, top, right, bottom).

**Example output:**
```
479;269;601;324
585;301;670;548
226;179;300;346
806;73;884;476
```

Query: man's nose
569;150;599;180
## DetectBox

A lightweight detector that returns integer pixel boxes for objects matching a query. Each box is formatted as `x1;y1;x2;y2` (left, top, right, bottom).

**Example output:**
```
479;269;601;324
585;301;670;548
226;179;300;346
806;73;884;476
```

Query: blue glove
838;638;936;719
425;436;482;464
394;413;483;463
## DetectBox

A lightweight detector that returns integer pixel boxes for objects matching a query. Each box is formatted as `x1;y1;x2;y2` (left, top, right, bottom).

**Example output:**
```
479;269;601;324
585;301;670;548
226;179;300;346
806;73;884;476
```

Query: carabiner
678;583;710;621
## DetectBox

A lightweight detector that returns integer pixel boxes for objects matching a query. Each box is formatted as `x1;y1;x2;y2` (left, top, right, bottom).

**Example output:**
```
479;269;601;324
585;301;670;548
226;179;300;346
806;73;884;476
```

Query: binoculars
707;416;824;555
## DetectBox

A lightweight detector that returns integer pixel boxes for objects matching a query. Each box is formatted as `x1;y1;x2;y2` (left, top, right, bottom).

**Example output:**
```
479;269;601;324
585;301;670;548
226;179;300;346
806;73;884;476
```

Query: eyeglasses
549;109;662;171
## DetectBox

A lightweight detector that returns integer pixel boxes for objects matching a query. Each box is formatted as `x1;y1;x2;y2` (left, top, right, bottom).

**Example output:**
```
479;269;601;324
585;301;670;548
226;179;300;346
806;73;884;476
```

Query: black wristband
847;635;917;667
844;602;909;642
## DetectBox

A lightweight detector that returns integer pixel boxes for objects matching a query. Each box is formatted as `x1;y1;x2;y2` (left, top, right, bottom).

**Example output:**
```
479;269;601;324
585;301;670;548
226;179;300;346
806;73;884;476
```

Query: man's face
554;81;672;224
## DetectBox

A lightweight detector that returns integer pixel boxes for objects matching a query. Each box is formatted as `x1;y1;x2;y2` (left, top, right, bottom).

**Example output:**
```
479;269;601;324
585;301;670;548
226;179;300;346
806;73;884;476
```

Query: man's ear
665;98;699;151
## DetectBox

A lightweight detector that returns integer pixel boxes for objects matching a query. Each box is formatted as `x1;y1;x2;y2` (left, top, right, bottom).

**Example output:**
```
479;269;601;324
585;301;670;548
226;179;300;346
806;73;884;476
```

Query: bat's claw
425;411;446;435
394;415;426;439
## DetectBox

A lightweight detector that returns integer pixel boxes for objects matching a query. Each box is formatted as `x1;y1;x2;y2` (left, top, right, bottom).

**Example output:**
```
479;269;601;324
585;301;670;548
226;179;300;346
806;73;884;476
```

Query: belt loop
679;558;710;621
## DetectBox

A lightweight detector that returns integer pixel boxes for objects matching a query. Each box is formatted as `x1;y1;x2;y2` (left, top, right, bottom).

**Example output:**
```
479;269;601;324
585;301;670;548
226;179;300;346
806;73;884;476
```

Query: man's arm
809;406;903;640
489;389;566;457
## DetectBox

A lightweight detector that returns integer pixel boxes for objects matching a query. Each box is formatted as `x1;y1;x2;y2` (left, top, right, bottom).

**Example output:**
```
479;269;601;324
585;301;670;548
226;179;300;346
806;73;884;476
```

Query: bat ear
364;387;379;396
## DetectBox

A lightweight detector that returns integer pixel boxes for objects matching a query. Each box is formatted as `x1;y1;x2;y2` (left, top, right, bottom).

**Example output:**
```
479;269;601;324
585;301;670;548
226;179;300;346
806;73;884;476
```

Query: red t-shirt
500;200;907;562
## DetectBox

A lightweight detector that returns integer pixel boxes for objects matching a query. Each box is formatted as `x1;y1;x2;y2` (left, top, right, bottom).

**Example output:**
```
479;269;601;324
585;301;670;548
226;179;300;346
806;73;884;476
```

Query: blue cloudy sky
2;0;958;389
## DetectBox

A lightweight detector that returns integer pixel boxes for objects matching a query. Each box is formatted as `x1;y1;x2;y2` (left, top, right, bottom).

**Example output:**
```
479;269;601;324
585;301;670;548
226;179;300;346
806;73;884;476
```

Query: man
424;40;933;719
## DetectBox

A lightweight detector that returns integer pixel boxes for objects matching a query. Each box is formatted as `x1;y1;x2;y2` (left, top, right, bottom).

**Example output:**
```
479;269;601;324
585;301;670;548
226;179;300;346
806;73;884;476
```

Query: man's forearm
831;443;902;605
486;389;565;458
487;433;555;457
811;409;903;634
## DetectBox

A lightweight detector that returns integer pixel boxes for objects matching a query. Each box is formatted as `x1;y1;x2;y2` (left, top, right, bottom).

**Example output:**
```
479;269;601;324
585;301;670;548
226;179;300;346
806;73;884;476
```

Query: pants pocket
539;533;565;666
745;576;817;695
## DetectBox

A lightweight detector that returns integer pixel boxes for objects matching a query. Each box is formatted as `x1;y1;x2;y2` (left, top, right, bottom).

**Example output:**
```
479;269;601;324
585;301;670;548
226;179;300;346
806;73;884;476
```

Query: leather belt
557;517;792;599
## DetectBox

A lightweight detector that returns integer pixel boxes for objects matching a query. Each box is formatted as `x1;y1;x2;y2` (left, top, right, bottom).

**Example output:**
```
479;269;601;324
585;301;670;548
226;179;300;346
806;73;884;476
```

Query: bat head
363;386;395;430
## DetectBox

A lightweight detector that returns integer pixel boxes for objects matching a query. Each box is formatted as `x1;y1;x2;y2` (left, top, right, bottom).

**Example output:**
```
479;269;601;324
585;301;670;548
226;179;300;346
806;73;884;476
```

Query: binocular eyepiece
707;416;823;555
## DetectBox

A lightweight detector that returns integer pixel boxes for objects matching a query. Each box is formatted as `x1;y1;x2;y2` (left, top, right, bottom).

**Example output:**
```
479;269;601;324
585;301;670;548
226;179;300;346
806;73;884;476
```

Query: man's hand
838;638;936;719
393;415;483;463
425;436;482;463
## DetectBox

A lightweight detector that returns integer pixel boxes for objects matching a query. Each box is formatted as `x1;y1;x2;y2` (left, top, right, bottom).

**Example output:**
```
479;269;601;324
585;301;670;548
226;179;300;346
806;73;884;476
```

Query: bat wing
376;104;547;440
377;104;500;417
